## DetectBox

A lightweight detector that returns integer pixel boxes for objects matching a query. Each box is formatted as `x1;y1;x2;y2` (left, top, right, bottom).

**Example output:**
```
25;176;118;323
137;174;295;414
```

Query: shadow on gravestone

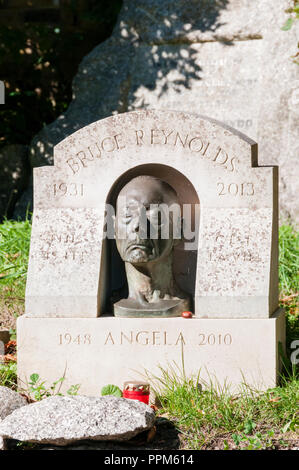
16;1;232;219
20;0;299;222
28;0;230;168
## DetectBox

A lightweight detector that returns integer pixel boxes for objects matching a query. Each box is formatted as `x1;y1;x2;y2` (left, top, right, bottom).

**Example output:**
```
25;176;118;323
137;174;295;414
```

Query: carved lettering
136;331;149;345
175;332;185;345
58;334;91;345
217;182;255;196
65;128;238;173
188;136;204;152
135;129;144;145
57;330;234;347
150;129;161;145
104;332;115;345
53;183;84;197
152;331;160;345
66;157;80;175
162;130;174;144
198;333;232;346
101;136;116;152
174;132;188;147
212;148;228;165
120;331;133;344
114;133;126;150
87;142;101;159
77;150;93;167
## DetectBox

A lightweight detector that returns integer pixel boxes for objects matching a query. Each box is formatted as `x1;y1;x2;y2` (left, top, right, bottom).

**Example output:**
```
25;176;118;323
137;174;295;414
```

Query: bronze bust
113;175;190;317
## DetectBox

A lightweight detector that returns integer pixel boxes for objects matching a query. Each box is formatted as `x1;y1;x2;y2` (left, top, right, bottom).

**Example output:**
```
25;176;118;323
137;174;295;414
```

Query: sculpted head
115;176;181;265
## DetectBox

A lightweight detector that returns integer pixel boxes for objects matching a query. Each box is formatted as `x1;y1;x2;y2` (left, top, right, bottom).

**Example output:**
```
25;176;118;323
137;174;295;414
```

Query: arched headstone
25;110;278;319
18;110;284;393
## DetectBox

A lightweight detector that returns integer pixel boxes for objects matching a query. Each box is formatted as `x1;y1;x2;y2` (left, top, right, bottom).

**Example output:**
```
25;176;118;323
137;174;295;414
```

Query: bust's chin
125;247;154;263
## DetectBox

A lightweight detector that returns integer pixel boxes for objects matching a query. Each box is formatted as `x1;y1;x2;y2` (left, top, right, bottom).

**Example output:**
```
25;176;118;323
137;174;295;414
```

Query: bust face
115;176;180;264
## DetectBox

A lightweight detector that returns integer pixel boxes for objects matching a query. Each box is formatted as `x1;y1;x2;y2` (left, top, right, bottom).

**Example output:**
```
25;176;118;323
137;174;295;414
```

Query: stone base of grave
17;309;285;396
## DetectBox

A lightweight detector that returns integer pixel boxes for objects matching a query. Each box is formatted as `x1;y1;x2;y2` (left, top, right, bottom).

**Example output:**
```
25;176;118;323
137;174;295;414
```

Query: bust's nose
132;217;139;233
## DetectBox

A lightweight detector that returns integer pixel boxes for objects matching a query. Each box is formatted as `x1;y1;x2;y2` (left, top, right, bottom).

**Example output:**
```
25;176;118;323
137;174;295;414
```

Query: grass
0;218;298;449
279;224;299;364
0;217;31;330
279;224;299;296
146;360;298;449
0;362;17;389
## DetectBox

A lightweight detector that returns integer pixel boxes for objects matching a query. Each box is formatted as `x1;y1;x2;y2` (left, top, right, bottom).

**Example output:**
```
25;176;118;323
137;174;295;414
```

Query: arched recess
99;163;200;314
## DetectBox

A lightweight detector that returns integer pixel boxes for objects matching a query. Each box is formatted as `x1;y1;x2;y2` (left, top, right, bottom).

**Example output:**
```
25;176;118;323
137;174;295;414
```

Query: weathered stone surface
0;395;156;445
0;386;27;420
0;144;29;219
17;310;285;395
25;110;278;319
28;0;299;222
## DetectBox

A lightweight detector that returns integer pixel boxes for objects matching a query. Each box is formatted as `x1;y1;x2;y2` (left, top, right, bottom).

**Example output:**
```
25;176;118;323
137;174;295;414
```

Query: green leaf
101;384;123;398
29;373;39;384
232;433;242;446
281;17;294;31
223;440;229;450
67;384;80;396
244;419;256;435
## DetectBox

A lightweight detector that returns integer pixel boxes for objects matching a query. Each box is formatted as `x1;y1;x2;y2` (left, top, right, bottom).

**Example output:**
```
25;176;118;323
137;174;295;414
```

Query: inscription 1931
53;183;84;197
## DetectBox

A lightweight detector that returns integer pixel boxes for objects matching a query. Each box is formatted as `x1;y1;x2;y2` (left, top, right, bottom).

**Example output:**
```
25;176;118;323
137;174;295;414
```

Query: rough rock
0;144;29;220
28;0;299;222
0;395;156;446
0;386;28;451
0;386;28;420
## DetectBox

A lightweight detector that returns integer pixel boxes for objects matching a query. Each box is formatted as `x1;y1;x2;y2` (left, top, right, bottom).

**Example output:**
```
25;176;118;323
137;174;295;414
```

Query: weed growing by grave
0;362;17;389
279;224;299;296
279;224;299;362
25;373;80;401
145;359;299;450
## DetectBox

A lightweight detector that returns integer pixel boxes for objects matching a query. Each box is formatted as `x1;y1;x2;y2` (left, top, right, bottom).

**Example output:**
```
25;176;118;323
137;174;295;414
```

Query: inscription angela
66;128;237;175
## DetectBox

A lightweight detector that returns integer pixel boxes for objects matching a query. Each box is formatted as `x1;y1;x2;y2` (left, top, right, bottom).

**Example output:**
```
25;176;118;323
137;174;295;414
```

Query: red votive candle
123;381;150;405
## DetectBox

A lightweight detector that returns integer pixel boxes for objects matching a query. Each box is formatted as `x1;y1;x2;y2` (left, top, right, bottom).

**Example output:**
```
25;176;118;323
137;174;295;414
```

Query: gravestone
27;0;299;223
18;110;285;394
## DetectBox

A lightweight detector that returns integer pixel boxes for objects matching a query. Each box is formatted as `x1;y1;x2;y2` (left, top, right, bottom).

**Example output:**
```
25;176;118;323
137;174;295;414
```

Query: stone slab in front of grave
25;110;278;319
17;309;285;396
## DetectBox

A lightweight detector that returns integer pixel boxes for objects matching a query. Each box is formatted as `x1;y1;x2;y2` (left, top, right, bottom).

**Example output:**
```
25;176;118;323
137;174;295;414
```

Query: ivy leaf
101;384;123;398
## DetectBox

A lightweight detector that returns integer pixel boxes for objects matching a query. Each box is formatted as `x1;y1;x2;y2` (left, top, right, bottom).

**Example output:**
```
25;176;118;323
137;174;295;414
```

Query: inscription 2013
217;182;254;196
